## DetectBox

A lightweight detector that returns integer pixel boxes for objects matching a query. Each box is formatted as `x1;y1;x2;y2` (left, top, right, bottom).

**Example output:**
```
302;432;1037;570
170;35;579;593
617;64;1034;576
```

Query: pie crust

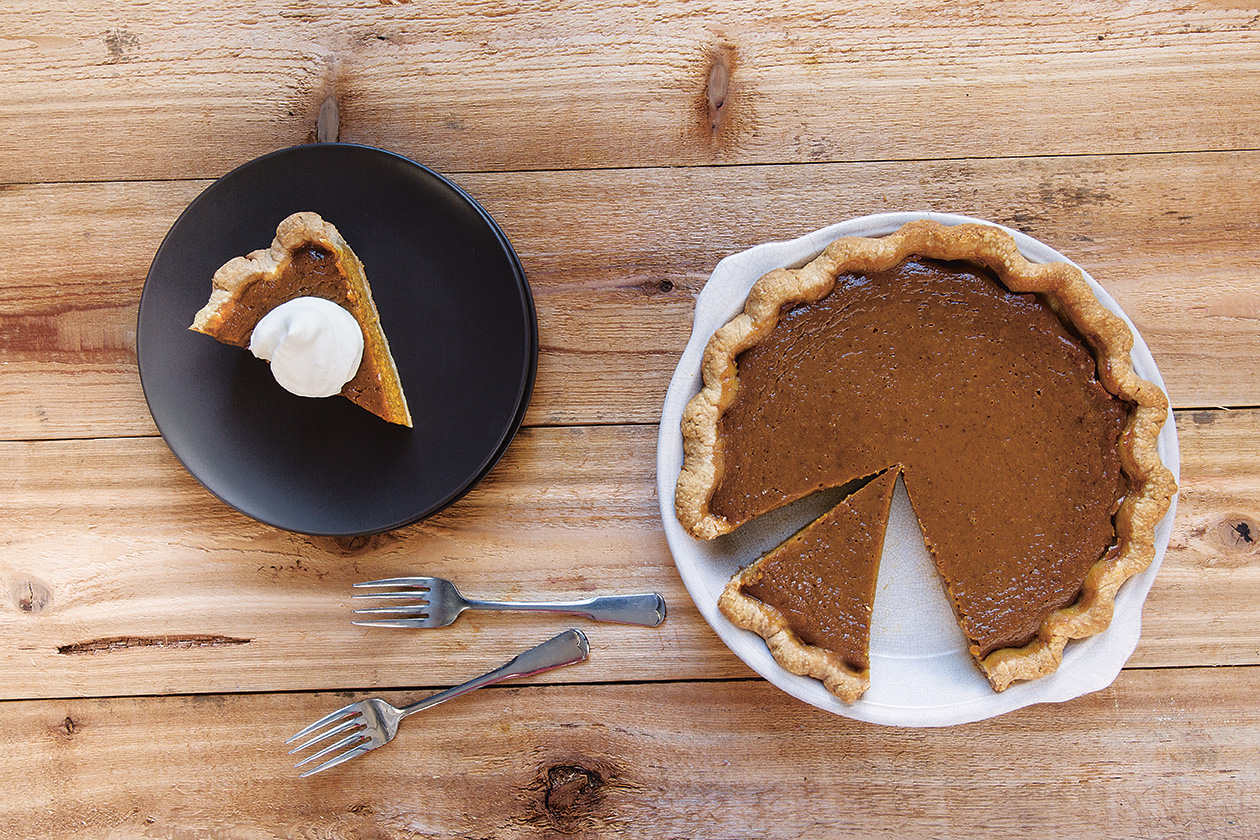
190;212;413;427
677;219;1177;693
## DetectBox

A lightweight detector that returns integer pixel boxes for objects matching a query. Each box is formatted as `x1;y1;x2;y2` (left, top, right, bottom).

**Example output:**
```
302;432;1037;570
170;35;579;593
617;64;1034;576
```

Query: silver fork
285;628;590;777
350;576;666;628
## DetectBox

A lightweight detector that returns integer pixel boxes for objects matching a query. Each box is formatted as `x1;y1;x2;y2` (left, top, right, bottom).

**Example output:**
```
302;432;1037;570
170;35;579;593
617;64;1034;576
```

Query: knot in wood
10;578;52;614
638;277;676;296
1220;517;1259;549
705;47;735;134
544;764;602;814
317;96;340;143
1191;516;1260;569
317;533;380;555
707;59;730;121
50;715;79;741
697;42;744;147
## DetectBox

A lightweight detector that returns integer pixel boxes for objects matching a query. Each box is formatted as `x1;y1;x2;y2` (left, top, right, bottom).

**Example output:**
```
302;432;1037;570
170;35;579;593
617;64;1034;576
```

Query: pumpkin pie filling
713;257;1129;658
678;220;1177;698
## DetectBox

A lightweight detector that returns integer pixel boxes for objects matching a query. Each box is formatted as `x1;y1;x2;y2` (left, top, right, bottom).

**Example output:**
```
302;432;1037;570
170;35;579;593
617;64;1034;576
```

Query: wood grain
3;0;1259;183
0;425;720;700
1143;409;1260;666
0;410;1249;700
3;151;1260;440
4;0;1259;831
0;669;1255;839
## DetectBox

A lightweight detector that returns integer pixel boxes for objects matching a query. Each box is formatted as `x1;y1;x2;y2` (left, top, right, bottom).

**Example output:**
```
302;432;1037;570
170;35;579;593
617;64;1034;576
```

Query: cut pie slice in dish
678;220;1177;698
719;469;899;703
190;211;413;427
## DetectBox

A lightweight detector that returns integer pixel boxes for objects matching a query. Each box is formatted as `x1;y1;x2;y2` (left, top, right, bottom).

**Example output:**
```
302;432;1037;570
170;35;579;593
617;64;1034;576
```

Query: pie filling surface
191;212;412;427
717;256;1128;659
679;221;1177;699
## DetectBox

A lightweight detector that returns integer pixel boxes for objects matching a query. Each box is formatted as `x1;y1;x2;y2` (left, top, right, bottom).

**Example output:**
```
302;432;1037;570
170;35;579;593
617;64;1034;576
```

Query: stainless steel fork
285;629;590;777
350;576;667;628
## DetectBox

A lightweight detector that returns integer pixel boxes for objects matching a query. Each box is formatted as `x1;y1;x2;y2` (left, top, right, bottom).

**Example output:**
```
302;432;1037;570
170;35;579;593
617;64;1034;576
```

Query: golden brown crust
678;219;1177;691
718;573;870;703
191;212;413;428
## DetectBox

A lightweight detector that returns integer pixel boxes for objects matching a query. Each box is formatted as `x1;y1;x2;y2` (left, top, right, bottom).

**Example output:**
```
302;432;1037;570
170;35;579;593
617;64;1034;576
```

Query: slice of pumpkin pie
191;212;412;427
679;220;1176;697
719;469;899;703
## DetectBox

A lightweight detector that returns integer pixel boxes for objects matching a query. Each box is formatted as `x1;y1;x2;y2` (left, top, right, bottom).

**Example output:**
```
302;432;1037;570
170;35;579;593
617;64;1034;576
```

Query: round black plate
138;144;537;536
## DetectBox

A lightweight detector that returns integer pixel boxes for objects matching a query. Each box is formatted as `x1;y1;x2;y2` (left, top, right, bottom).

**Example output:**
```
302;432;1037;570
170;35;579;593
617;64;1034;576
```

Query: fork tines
350;578;432;626
285;703;372;777
352;577;431;590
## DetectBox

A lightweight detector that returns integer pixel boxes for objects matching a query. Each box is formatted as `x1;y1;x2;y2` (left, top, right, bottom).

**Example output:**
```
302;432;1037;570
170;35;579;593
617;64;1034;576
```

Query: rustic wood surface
2;1;1258;837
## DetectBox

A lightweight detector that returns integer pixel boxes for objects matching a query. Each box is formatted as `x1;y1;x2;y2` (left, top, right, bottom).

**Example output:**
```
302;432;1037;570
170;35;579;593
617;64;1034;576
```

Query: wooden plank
3;150;1260;439
3;0;1259;182
0;668;1255;838
0;410;1252;700
0;425;727;700
1140;408;1260;666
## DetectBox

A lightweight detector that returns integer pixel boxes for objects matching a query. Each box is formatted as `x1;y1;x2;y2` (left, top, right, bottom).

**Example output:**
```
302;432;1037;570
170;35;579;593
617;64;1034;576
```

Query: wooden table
3;2;1257;836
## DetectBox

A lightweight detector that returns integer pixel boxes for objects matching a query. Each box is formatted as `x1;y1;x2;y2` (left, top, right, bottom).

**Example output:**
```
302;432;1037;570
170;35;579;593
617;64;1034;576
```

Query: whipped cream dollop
249;297;365;398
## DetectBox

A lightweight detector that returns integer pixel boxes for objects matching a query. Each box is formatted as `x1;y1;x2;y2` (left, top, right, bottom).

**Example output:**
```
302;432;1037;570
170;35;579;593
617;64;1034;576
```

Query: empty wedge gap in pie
675;219;1177;701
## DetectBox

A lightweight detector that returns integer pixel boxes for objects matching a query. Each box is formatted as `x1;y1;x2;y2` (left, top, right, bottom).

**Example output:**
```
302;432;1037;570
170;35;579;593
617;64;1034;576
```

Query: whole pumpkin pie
190;212;412;427
677;220;1176;698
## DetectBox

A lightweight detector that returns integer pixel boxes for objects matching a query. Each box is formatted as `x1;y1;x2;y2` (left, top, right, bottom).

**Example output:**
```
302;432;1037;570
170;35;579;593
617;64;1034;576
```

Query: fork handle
398;629;590;719
464;593;667;627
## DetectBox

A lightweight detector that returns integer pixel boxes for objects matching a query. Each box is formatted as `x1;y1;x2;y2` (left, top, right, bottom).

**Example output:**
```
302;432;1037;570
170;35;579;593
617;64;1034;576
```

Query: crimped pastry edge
718;573;870;704
190;212;328;335
677;219;1178;692
190;211;413;428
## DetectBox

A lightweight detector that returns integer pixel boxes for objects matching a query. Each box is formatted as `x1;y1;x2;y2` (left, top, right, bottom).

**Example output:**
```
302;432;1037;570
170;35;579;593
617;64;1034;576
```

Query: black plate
137;144;536;536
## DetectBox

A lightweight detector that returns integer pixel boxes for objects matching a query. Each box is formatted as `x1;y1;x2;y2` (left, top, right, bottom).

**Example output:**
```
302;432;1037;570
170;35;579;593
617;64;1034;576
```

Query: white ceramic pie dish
657;211;1180;727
